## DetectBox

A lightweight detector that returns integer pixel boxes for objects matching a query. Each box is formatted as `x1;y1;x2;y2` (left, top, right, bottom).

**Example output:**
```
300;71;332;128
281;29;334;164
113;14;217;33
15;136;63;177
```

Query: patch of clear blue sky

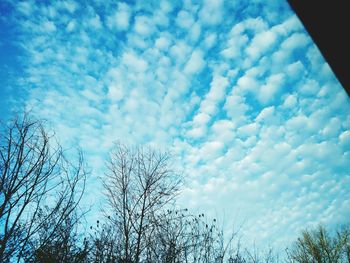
0;1;26;119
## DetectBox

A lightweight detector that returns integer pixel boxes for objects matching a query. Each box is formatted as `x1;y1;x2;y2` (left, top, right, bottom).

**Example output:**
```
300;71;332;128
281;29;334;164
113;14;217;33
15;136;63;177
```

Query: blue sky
1;0;350;251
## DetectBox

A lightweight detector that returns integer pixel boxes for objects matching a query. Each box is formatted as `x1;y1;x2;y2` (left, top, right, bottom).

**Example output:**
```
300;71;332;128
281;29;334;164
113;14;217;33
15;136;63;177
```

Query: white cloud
169;41;192;65
199;100;217;115
321;117;341;138
153;8;170;27
199;140;224;160
269;31;310;70
17;1;33;16
298;79;319;96
193;112;210;126
224;93;250;122
107;3;131;31
204;33;217;49
281;32;309;50
187;126;207;139
184;49;205;74
63;1;78;13
176;10;195;29
236;74;259;93
256;106;275;122
108;84;124;102
221;34;249;59
272;15;302;36
246;30;277;61
122;51;148;72
238;123;259;137
282;94;297;109
206;75;229;101
286;61;305;80
211;120;235;143
155;35;171;51
187;74;229;139
189;22;201;43
235;17;268;34
199;0;224;26
339;131;350;148
134;15;154;36
42;20;56;33
221;17;271;61
258;73;285;104
126;33;148;49
89;14;102;29
66;19;76;32
286;114;309;131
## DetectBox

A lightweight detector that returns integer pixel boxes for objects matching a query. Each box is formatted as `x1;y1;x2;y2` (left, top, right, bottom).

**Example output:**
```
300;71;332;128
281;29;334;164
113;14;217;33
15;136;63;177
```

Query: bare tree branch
0;113;87;262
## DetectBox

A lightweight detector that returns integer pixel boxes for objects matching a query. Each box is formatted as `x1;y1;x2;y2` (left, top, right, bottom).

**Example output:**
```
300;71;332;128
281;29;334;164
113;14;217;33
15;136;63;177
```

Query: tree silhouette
0;113;86;262
287;225;350;263
102;143;182;263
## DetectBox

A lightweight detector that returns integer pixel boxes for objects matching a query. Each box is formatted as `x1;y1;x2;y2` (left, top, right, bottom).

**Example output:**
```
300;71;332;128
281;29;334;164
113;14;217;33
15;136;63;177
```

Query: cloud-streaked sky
1;0;350;251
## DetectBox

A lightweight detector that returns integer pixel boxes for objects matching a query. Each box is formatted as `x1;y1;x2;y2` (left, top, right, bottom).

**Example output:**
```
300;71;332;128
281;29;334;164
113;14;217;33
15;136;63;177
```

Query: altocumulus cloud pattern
1;0;350;250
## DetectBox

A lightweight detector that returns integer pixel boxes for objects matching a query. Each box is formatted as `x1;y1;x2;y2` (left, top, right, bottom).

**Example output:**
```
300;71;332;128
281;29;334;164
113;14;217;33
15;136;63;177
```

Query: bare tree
26;208;89;263
0;113;87;262
142;208;194;262
286;225;350;263
87;220;118;263
102;143;182;263
142;207;239;263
